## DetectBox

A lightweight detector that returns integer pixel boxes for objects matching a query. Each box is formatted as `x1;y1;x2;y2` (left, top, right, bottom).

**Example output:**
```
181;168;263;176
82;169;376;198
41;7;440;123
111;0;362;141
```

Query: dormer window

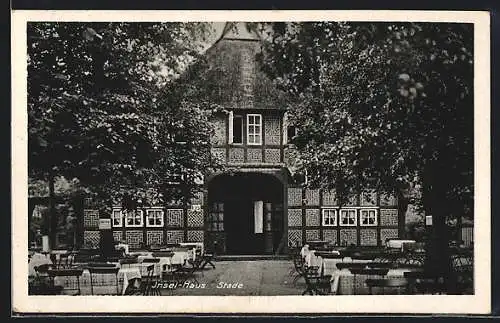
247;114;262;145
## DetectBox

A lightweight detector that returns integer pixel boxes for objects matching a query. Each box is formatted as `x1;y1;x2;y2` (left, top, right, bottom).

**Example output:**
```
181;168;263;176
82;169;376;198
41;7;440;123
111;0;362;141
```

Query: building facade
82;23;402;254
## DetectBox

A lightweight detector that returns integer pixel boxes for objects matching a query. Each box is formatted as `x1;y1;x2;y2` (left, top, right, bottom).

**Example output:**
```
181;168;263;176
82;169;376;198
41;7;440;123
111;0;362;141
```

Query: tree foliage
28;22;220;209
260;22;474;275
260;22;473;216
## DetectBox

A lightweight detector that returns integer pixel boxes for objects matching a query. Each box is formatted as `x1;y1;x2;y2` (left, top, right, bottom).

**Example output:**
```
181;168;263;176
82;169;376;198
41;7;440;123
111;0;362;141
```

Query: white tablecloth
179;242;204;256
115;243;130;255
329;266;420;295
52;267;141;295
28;253;53;276
120;267;141;295
136;250;191;274
300;245;310;258
303;249;342;271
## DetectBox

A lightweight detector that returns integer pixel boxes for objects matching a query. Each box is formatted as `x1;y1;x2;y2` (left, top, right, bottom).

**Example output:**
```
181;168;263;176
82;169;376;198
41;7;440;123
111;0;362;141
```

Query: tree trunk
28;198;36;248
49;172;57;249
396;189;409;239
423;168;454;292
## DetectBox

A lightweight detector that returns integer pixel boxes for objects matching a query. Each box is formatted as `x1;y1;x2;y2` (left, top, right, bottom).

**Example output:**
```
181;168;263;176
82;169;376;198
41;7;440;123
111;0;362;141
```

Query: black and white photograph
12;10;490;314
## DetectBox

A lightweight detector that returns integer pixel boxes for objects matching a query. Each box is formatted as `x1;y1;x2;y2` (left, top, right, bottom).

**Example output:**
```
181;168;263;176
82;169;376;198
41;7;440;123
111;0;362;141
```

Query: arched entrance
207;172;284;255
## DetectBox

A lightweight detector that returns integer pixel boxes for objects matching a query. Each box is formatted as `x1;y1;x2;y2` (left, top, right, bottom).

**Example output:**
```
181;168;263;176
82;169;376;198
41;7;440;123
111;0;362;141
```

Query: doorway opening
207;172;284;255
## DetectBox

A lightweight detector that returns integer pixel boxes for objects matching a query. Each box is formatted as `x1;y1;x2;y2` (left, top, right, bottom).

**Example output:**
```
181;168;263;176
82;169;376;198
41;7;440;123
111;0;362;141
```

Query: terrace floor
157;260;305;296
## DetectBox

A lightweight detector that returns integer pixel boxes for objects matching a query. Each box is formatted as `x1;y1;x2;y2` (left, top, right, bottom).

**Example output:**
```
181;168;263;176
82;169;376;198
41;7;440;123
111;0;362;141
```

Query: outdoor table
136;250;191;275
321;257;372;277
179;242;204;256
28;252;53;276
386;239;416;251
305;249;341;269
331;266;422;295
307;240;329;248
115;243;130;255
52;266;141;295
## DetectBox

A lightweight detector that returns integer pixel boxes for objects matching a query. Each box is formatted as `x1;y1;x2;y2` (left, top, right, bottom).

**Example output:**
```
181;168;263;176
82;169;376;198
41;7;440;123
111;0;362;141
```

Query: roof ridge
219;22;260;41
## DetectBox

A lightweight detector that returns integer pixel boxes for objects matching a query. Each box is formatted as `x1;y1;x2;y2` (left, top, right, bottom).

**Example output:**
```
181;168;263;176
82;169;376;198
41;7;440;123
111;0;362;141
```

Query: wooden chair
404;271;445;294
302;266;331;295
57;253;73;269
173;257;202;285
451;253;473;294
199;249;216;270
365;278;409;295
88;266;120;295
32;264;62;295
141;258;160;277
47;268;84;295
291;254;306;285
141;264;161;296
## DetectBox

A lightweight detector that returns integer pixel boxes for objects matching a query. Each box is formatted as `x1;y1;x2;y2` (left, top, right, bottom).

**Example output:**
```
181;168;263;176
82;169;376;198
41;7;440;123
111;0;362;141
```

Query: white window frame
124;209;144;228
322;208;337;226
247;114;262;145
146;208;164;228
339;208;357;226
360;208;378;226
112;208;123;227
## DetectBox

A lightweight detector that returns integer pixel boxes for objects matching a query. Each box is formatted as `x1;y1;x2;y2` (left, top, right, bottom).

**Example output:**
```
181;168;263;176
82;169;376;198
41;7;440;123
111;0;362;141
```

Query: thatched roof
174;22;288;111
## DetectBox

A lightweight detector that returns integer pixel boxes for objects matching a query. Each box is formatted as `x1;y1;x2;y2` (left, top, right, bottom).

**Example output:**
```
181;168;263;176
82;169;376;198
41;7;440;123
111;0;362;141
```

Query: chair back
293;255;306;274
303;266;320;282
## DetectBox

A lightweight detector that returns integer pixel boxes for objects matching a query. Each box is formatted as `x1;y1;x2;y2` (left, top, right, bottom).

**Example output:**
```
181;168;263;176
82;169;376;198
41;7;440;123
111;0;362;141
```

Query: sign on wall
425;215;433;226
99;218;112;230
